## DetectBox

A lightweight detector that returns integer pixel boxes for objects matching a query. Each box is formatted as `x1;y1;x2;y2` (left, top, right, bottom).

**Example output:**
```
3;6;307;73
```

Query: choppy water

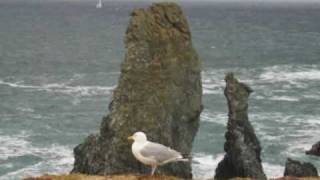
0;1;320;179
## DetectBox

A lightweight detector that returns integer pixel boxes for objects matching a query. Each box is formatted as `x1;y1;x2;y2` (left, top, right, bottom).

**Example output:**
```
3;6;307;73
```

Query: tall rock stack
72;3;202;179
215;73;266;180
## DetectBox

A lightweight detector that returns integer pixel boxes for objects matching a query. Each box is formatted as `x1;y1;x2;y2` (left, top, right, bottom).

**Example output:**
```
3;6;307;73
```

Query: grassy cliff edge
23;174;182;180
23;174;320;180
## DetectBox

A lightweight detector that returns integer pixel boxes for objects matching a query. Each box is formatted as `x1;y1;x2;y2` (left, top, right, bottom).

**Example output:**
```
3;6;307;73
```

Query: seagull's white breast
132;141;158;166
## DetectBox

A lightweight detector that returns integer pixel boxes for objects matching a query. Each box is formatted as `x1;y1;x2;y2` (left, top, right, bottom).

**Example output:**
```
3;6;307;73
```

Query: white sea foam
192;153;286;179
260;64;320;83
196;65;320;98
202;80;224;95
0;133;73;180
286;118;320;155
16;107;35;113
202;88;221;95
201;70;226;95
192;153;225;179
303;93;320;100
253;95;266;100
0;136;29;161
202;64;320;102
201;68;260;95
262;162;284;178
202;84;223;95
303;118;320;126
200;111;227;125
0;79;115;97
268;95;300;102
250;112;320;172
287;142;312;154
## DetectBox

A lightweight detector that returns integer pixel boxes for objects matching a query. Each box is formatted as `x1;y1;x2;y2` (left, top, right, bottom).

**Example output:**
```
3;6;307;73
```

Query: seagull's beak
127;136;134;141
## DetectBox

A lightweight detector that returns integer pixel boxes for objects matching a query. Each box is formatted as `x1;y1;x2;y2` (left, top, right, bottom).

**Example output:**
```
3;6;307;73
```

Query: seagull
128;131;188;175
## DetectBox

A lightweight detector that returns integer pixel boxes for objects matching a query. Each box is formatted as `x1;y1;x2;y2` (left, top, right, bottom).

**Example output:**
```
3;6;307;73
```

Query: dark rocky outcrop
306;141;320;157
214;73;266;180
284;158;319;177
72;2;202;179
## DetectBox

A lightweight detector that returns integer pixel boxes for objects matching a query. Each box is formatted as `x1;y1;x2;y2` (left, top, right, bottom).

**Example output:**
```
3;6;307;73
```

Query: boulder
306;141;320;157
72;2;202;179
214;73;266;180
284;158;318;177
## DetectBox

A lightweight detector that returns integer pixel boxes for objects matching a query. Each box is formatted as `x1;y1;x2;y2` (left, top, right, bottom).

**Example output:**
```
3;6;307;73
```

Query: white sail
96;0;102;8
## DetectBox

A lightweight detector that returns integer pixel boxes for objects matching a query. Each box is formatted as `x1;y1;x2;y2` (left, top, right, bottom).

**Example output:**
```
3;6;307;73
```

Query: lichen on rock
214;73;266;180
72;2;202;179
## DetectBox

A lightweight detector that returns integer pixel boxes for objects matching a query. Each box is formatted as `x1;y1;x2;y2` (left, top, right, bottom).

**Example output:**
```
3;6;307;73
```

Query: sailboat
96;0;102;8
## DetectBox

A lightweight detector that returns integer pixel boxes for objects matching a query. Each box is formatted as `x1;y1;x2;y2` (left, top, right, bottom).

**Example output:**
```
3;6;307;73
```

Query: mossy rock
72;2;202;179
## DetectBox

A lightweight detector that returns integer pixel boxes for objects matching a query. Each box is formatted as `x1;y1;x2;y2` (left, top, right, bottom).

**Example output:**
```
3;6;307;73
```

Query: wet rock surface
214;73;266;180
284;158;319;177
72;2;202;179
306;141;320;157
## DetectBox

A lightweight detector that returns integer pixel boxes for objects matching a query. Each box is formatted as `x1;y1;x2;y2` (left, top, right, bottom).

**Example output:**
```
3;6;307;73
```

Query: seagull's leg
151;165;157;176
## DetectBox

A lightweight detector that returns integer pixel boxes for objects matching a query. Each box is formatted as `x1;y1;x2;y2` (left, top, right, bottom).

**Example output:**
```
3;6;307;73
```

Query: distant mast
96;0;102;8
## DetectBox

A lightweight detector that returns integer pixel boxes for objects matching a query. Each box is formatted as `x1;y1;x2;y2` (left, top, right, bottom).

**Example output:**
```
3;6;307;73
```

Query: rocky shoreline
23;174;320;180
25;2;319;180
71;2;318;180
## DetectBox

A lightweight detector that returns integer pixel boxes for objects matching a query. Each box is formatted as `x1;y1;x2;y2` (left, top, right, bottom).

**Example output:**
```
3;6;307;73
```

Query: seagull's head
128;131;147;142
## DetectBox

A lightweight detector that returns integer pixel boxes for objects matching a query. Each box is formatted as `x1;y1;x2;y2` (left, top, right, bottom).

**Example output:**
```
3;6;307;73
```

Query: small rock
306;141;320;157
284;158;319;177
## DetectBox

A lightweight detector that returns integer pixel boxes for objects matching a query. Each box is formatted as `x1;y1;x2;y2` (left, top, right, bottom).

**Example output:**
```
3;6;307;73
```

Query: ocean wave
250;112;320;129
16;107;35;113
192;153;286;179
202;72;225;95
0;133;73;179
303;94;320;100
260;64;320;83
250;112;320;163
262;162;284;178
252;91;320;102
0;79;115;97
0;134;30;161
268;95;300;102
192;153;225;179
200;111;227;126
202;87;223;95
202;64;320;100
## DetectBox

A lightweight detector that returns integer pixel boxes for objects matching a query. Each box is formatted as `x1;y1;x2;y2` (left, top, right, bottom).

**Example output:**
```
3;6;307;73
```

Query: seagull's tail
178;153;192;162
177;158;189;162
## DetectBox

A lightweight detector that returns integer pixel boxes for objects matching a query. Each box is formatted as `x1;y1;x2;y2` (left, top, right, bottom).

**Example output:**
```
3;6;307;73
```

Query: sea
0;0;319;179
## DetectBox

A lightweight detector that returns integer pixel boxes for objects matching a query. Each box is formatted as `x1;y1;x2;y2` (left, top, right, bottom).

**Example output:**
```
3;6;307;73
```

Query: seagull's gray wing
140;142;181;164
